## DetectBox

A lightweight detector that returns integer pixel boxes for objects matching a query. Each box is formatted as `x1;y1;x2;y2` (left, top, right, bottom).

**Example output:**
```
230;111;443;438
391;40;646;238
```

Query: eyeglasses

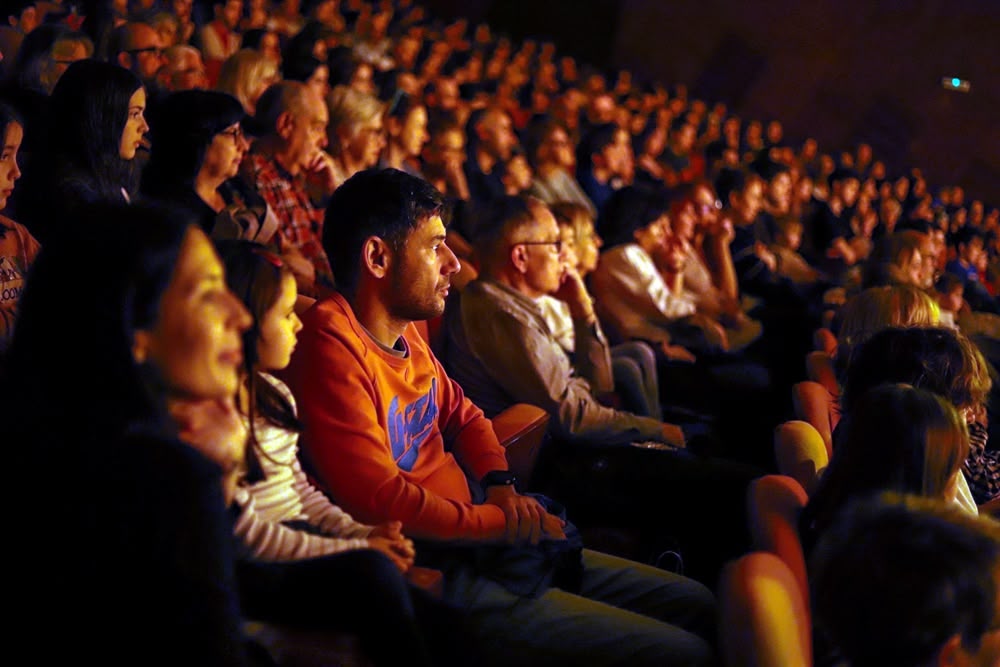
219;126;245;143
517;239;563;253
127;46;165;57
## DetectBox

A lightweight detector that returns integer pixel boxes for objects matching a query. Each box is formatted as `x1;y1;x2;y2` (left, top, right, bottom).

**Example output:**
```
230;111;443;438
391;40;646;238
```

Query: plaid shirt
243;151;334;291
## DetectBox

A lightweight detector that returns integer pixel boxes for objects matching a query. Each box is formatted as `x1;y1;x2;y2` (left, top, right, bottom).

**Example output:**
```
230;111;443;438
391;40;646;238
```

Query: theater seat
805;350;838;396
812;327;837;356
718;551;812;667
412;318;550;487
774;420;829;495
747;475;810;612
791;380;837;458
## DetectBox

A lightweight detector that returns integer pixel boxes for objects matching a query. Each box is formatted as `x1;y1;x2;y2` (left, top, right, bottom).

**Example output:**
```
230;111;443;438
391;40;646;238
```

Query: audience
837;326;997;508
2;2;998;662
800;383;971;552
216;239;434;667
285;168;717;666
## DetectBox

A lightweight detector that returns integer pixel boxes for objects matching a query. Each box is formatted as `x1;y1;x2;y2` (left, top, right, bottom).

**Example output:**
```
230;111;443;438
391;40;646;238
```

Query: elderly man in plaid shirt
243;81;338;295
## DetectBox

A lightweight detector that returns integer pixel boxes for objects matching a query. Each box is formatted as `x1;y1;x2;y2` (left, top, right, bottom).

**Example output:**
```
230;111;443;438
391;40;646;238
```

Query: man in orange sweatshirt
286;168;715;666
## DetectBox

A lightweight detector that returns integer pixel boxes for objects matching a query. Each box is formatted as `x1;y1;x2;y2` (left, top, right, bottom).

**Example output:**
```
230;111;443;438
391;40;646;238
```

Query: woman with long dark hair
2;202;253;663
142;89;277;243
17;60;148;243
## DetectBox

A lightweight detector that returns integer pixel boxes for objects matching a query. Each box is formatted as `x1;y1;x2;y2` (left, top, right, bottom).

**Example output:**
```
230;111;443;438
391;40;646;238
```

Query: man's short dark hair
828;166;861;188
324;168;444;294
576;122;618;170
714;167;751;207
953;225;984;250
811;494;1000;667
470;195;538;273
749;156;790;183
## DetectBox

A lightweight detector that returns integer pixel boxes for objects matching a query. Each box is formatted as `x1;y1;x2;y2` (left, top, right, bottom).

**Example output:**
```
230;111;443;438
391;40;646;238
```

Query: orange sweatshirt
285;293;509;542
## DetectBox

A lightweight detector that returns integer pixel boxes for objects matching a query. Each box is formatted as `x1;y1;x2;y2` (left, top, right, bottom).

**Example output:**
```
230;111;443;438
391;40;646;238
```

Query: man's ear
117;51;132;70
276;110;295;140
361;236;393;280
509;243;529;274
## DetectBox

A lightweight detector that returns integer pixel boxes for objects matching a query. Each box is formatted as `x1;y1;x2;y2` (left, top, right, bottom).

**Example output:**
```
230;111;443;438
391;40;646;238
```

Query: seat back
812;327;837;356
718;551;812;667
805;350;838;396
791;380;837;458
747;475;811;611
774;420;829;495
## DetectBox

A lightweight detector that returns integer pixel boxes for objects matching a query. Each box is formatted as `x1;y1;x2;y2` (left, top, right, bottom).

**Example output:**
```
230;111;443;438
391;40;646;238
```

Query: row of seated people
6;184;999;666
5;2;996;664
729;322;1000;665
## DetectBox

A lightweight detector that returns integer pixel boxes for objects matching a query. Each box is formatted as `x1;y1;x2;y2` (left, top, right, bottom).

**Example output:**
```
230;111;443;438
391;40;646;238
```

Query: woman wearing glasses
141;89;279;244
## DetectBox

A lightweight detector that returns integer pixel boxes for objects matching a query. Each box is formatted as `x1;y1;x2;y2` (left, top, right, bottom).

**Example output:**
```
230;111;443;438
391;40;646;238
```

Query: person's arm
460;294;663;444
289;310;509;542
705;217;740;301
552;269;614;392
232;487;371;561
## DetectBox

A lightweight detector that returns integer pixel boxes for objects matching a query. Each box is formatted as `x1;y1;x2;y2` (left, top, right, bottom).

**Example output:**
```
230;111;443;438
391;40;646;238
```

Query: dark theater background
426;0;1000;202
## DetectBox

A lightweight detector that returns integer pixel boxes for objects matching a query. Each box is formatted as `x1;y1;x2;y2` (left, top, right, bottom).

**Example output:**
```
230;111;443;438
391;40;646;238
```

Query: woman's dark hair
142;90;245;195
215;240;301;482
597;185;671;248
0;100;22;151
242;27;278;51
840;326;992;416
1;202;194;452
327;45;367;88
802;383;969;551
811;494;1000;667
283;52;325;85
0;102;24;240
47;59;143;199
11;23;68;92
384;89;420;123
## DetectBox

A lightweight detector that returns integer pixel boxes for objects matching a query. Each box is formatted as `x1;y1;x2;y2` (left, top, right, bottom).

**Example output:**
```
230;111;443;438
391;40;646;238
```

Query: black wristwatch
481;470;518;491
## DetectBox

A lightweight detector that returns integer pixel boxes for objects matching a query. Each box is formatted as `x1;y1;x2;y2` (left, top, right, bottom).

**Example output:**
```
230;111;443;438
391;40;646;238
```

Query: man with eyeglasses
445;194;762;585
447;195;684;448
111;22;167;92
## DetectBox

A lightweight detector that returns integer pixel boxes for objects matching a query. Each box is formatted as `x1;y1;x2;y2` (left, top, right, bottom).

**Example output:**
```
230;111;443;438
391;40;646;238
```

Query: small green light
952;78;961;87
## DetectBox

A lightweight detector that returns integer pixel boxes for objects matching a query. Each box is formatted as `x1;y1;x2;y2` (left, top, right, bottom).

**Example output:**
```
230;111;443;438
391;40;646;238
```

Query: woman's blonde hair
217;49;279;115
549;201;596;252
325;85;384;152
836;285;939;381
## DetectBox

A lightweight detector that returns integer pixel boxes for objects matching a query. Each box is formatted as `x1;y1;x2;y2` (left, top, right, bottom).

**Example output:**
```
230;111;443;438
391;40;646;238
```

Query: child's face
941;287;963;313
